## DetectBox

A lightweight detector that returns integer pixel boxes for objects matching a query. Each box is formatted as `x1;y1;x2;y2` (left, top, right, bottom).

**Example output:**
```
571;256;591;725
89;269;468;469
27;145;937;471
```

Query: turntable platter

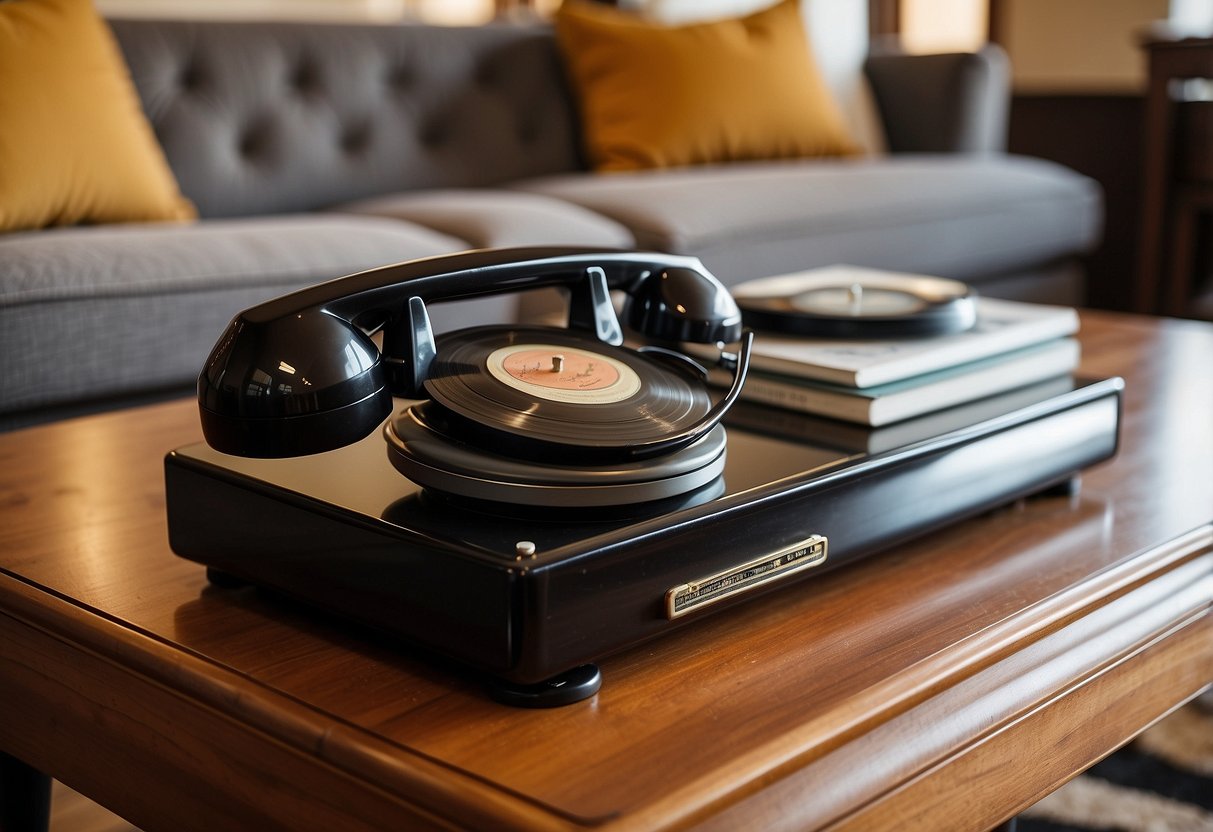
422;326;714;463
386;410;727;507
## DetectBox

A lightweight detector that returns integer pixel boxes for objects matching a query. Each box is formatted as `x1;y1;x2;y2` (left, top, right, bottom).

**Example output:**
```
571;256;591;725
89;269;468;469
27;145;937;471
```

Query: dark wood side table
1136;31;1213;315
0;311;1211;831
1162;181;1213;316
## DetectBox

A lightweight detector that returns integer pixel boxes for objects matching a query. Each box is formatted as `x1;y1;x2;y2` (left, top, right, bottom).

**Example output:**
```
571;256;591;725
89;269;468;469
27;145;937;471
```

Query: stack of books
704;294;1081;428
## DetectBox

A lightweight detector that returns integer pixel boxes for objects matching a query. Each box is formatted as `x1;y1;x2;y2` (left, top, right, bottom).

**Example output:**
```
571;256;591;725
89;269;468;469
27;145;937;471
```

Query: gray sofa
0;17;1101;427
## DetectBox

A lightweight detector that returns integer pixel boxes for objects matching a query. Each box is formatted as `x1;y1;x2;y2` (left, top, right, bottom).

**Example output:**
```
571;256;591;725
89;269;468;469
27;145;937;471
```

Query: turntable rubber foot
205;566;247;588
487;664;602;708
1036;475;1081;499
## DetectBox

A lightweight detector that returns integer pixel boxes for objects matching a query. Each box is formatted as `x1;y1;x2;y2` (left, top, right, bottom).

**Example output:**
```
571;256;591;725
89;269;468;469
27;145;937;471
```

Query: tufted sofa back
109;19;586;219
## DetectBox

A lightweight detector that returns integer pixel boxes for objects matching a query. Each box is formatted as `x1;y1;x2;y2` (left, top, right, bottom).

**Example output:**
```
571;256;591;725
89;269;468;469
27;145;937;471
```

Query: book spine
736;376;872;422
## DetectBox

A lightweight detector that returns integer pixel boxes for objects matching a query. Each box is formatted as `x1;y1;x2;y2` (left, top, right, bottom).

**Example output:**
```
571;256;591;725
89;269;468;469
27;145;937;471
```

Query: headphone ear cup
625;267;743;343
198;310;392;457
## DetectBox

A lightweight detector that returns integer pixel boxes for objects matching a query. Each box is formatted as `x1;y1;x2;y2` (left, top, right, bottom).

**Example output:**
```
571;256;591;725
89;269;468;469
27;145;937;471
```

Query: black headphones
198;247;748;458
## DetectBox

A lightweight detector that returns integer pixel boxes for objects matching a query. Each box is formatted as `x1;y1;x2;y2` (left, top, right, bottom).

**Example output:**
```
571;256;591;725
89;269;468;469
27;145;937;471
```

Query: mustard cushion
0;0;195;231
553;0;860;173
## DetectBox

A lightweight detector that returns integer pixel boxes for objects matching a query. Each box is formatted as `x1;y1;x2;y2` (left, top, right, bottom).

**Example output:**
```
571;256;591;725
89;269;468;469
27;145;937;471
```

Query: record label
791;286;924;315
487;343;642;405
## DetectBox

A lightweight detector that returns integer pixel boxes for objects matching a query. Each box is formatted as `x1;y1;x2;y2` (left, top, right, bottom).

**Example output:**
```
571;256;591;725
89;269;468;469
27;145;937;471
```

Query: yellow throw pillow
0;0;195;231
553;0;860;173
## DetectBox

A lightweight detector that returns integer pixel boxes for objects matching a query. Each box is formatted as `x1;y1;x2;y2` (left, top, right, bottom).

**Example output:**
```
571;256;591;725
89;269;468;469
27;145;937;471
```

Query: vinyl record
733;268;976;338
423;326;712;462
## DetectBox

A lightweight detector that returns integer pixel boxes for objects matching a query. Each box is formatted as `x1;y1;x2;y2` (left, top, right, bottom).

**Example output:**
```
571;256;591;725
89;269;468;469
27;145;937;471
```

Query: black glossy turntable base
166;377;1122;695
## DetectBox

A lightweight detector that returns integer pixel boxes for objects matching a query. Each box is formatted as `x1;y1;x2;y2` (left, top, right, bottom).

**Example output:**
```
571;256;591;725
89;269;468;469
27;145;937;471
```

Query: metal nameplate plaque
665;535;828;619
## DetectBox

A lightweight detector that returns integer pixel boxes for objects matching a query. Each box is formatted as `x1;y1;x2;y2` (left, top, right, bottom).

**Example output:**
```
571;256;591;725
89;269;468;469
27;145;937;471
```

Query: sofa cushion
0;215;506;414
337;189;634;249
0;0;194;231
552;0;858;172
109;18;585;219
337;189;636;324
512;154;1101;288
622;0;884;155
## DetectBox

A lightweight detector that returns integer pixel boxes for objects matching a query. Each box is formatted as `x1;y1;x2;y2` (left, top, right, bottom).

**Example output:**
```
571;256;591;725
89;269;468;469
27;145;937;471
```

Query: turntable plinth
0;310;1210;831
165;376;1122;689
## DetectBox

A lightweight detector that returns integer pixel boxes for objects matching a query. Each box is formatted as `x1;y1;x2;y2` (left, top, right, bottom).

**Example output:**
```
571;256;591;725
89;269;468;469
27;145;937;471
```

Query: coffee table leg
0;751;51;832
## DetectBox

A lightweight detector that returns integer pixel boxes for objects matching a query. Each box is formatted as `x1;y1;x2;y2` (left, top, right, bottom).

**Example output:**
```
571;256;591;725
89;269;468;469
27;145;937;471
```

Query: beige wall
901;0;987;53
995;0;1169;93
94;0;1176;93
899;0;1176;94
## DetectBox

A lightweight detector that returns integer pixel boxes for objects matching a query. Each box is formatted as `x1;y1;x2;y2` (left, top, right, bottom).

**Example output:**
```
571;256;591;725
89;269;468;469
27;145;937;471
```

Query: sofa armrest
863;44;1010;154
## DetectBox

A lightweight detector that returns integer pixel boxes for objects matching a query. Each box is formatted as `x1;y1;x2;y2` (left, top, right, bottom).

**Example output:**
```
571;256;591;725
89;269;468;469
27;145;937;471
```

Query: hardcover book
711;338;1081;426
725;376;1079;454
691;295;1079;389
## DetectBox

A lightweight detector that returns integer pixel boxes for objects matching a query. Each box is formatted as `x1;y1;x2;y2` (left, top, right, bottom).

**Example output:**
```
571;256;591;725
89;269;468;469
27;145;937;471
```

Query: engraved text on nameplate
665;535;828;619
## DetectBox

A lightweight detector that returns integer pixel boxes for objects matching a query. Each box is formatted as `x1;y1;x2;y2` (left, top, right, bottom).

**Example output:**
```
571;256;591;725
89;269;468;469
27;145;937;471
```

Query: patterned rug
1020;692;1213;832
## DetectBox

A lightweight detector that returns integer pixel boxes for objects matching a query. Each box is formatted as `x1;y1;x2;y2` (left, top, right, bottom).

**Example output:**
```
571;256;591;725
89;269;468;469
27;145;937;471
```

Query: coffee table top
1;309;1210;831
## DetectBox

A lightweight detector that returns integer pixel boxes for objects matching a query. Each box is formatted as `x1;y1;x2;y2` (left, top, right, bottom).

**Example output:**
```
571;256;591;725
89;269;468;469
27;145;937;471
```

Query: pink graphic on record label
487;343;642;405
502;347;619;390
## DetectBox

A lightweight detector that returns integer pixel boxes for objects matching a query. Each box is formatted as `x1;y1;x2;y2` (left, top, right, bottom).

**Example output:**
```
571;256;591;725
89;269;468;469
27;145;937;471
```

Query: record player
165;247;1122;706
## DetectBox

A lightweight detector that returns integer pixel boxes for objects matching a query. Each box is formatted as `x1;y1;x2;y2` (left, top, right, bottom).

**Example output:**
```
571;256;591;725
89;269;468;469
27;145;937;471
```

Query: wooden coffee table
1;310;1210;832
